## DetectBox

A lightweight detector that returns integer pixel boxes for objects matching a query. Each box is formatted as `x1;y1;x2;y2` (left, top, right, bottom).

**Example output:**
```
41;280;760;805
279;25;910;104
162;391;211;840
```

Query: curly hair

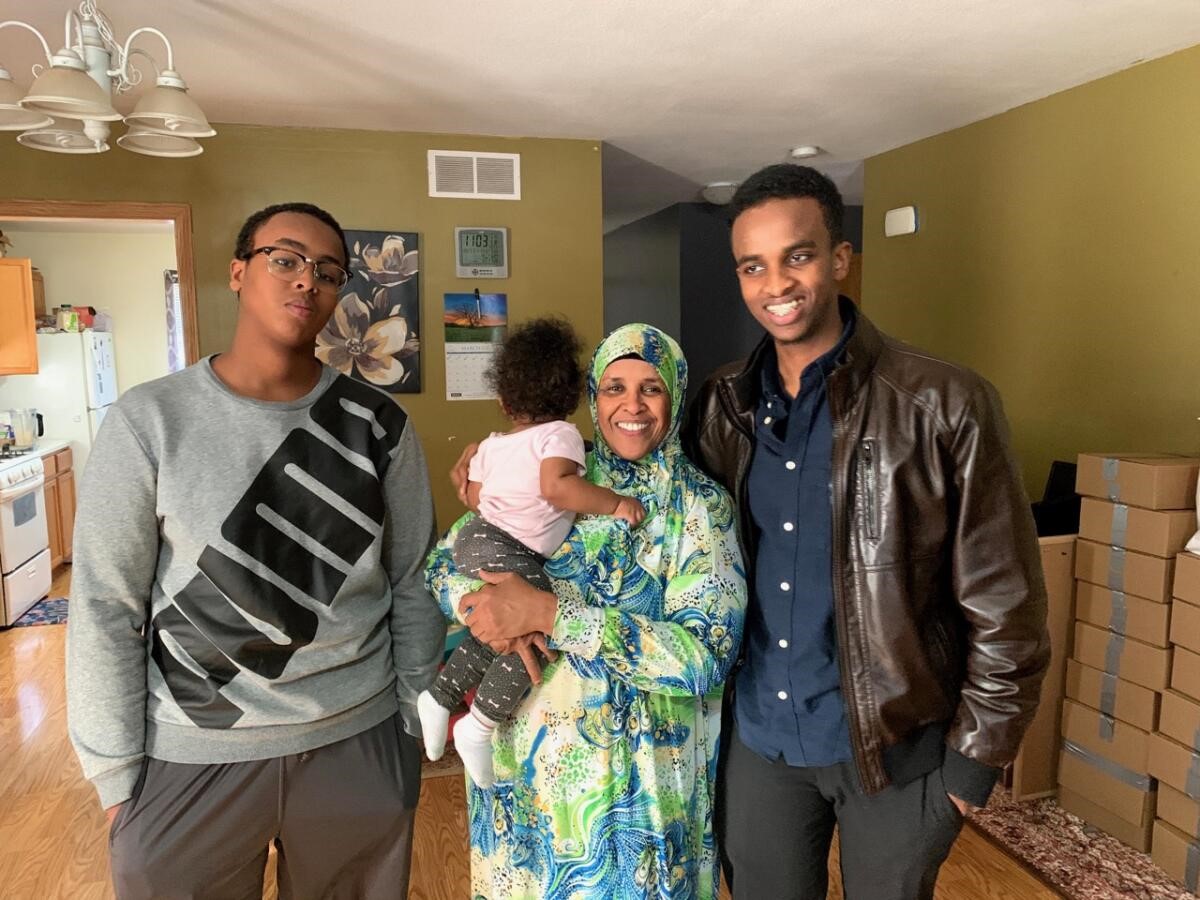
729;164;845;245
487;317;585;422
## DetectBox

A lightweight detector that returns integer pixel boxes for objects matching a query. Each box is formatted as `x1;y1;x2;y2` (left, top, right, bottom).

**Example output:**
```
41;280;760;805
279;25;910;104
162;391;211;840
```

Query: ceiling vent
427;150;521;200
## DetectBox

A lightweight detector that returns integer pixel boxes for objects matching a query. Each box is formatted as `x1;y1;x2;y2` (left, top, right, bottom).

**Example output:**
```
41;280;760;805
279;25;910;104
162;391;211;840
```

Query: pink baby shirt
468;420;587;557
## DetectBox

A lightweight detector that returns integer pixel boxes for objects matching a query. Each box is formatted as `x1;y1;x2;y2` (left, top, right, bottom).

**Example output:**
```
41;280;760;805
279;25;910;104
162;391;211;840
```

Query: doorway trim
0;199;201;365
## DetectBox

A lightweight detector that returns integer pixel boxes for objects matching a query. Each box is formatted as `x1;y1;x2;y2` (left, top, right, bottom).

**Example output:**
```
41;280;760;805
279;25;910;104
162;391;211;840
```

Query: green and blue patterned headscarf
587;323;688;522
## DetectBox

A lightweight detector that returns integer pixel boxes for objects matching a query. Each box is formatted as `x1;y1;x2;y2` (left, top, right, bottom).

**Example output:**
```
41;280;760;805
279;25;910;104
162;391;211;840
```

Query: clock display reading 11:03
455;227;509;278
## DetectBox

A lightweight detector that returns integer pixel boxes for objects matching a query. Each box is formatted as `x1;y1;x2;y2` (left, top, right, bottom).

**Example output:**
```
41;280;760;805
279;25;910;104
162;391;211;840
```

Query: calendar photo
443;292;507;400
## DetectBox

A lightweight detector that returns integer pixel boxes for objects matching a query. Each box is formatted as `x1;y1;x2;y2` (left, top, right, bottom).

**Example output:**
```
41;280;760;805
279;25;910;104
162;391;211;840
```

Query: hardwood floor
0;567;1060;899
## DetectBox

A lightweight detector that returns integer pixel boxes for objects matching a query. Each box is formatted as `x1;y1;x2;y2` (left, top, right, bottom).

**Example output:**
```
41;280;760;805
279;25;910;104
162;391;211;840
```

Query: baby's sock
453;706;499;789
417;690;451;761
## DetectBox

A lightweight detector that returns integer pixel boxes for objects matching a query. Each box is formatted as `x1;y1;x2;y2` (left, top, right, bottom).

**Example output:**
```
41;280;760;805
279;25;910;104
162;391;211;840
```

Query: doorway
0;199;200;368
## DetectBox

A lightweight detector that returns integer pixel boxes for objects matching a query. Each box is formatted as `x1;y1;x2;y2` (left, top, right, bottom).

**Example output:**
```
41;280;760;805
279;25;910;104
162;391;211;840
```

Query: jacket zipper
829;387;885;793
861;439;880;541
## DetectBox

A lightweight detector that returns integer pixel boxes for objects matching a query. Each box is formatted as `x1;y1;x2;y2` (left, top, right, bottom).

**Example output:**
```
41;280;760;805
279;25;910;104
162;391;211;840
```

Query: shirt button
764;416;773;425
783;522;794;532
780;581;791;591
785;461;797;470
778;638;789;648
777;690;789;701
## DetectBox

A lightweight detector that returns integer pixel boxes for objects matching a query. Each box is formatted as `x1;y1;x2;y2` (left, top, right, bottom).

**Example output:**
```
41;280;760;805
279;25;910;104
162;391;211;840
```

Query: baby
418;317;643;787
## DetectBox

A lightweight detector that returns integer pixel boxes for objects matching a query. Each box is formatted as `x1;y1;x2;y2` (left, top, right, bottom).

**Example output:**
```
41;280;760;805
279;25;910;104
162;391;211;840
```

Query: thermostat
455;227;509;278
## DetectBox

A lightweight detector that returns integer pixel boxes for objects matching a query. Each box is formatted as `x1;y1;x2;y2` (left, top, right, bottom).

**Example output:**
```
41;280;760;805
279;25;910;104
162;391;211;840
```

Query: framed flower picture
316;229;421;393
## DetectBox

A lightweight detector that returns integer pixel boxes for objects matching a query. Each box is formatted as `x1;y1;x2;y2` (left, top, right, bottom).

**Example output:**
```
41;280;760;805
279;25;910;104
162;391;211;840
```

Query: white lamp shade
0;76;53;131
21;65;121;122
17;118;108;154
118;125;203;158
124;83;215;138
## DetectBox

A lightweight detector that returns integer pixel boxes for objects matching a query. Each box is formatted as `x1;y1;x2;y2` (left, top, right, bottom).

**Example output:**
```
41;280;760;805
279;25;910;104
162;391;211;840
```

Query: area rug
10;596;68;627
968;789;1192;899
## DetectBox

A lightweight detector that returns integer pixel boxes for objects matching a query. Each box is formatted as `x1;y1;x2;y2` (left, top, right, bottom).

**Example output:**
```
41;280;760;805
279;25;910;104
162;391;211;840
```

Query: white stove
0;453;51;625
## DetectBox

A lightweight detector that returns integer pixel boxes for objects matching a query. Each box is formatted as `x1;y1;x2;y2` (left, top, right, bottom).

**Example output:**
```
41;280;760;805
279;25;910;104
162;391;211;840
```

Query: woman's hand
491;632;559;684
459;570;558;644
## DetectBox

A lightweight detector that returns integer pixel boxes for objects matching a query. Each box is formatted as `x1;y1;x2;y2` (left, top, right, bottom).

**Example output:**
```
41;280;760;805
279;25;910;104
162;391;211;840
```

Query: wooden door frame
0;199;201;365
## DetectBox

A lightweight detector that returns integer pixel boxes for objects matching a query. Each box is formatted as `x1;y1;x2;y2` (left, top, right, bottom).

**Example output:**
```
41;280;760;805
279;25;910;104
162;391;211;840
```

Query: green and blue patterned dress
427;324;747;899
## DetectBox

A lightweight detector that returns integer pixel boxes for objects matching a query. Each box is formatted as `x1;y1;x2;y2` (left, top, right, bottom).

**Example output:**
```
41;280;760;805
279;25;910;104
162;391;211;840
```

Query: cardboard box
1151;820;1200;895
1178;553;1200;606
1149;732;1200;800
1076;580;1171;647
1073;620;1172;691
1059;787;1154;852
1159;690;1200;751
1175;646;1200;704
1076;453;1200;510
1009;535;1077;800
1173;598;1200;656
1075;539;1175;603
1079;497;1196;559
1059;742;1156;824
1158;783;1200;840
1065;658;1160;732
1061;697;1150;774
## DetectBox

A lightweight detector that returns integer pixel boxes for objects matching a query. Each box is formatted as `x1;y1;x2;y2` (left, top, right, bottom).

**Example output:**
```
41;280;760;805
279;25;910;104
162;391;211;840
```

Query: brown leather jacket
683;308;1050;794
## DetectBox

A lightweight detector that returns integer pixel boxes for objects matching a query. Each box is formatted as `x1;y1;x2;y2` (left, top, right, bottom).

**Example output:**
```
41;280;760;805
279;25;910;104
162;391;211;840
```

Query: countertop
30;439;71;459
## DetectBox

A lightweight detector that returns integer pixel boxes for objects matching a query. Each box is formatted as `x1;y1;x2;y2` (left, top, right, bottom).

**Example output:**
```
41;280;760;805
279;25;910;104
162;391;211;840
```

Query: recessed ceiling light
789;145;823;159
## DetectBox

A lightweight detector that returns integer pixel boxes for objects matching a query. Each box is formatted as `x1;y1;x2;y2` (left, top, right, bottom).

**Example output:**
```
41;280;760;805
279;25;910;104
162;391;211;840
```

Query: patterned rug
968;789;1192;899
10;597;68;627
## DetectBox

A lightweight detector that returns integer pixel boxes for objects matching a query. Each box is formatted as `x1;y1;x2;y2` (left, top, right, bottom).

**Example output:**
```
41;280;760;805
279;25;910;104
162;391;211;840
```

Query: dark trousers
109;714;420;900
720;727;964;900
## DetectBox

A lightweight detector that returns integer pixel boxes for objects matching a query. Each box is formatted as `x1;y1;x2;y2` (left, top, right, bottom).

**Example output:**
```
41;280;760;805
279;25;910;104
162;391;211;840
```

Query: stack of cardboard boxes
1059;454;1199;852
1149;549;1200;891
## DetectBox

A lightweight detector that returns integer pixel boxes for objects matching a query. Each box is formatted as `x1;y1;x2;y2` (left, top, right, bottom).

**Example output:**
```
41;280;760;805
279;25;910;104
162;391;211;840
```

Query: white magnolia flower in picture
357;235;419;287
316;293;410;386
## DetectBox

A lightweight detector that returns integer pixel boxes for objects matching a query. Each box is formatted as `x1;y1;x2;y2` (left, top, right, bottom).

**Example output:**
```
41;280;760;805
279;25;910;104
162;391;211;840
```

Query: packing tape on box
1062;739;1150;790
1099;671;1118;719
1185;727;1200;800
1107;547;1126;591
1109;590;1128;634
1188;842;1200;892
1110;503;1129;547
1099;713;1116;741
1103;457;1122;502
1104;631;1125;679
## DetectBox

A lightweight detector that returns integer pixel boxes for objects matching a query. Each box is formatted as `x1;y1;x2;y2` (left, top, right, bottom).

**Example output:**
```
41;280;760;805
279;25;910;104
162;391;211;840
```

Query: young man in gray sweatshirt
66;202;446;899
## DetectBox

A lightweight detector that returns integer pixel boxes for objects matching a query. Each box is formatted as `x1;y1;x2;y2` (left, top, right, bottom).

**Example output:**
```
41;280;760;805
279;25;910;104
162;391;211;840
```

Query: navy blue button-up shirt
734;304;857;767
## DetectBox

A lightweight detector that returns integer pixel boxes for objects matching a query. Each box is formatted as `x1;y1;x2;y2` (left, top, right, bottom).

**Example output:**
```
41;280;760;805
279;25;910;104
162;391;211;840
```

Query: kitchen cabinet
0;258;39;375
41;447;75;568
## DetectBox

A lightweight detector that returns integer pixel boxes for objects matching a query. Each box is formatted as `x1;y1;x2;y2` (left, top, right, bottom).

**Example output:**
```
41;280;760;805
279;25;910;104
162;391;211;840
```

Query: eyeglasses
247;246;350;291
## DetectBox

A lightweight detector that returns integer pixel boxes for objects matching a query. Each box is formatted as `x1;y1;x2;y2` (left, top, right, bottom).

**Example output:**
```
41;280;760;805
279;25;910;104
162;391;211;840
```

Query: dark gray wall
602;205;680;338
678;203;759;400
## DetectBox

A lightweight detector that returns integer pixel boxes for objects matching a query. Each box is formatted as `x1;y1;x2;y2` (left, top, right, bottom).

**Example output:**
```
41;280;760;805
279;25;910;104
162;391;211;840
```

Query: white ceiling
2;1;1198;231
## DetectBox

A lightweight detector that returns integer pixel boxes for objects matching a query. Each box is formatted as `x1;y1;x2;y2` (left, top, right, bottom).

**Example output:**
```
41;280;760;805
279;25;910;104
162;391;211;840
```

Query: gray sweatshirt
66;359;446;808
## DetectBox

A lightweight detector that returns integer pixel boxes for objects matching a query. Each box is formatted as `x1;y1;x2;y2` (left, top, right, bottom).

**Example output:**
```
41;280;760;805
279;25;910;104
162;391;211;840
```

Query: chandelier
0;1;214;157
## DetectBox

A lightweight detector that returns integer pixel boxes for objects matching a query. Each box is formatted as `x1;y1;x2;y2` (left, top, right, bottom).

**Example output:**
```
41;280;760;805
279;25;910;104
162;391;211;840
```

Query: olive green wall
863;45;1200;494
0;124;603;527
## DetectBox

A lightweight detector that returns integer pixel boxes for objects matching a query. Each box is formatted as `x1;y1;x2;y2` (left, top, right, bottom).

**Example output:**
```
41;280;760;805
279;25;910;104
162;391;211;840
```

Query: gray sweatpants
434;517;553;722
108;713;420;900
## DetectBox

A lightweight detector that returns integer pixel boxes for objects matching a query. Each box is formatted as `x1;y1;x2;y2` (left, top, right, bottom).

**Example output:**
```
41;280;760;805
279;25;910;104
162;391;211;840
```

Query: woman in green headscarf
426;324;747;899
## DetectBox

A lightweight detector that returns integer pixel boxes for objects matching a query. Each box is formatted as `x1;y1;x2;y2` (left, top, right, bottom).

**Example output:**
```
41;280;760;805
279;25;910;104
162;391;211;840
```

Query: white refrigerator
0;332;118;474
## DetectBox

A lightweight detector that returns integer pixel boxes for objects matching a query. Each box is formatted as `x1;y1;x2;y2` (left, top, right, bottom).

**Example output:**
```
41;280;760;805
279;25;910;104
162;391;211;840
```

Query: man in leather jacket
682;164;1049;900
